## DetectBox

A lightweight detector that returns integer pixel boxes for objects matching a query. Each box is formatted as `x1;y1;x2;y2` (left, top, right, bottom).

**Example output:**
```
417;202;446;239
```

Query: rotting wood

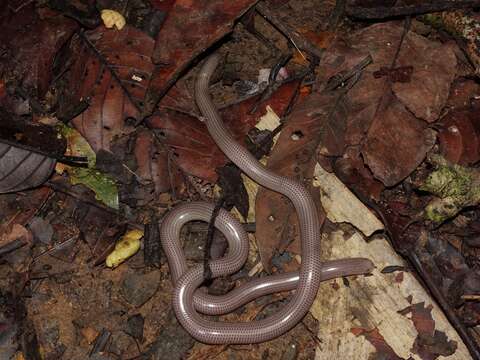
311;164;472;359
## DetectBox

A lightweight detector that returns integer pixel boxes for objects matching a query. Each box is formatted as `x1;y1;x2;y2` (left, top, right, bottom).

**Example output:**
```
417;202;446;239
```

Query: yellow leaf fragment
14;352;25;360
106;229;143;268
101;9;126;30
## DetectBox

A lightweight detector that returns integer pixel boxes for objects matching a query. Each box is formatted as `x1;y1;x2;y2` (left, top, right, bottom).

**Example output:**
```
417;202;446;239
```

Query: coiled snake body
160;54;373;344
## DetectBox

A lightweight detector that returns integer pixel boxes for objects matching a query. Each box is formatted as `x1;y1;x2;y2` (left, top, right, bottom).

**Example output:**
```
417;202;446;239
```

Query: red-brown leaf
351;327;404;360
134;129;173;194
145;0;258;114
0;6;77;100
362;94;436;186
255;90;348;269
146;80;300;182
334;146;384;201
340;23;455;186
438;110;480;165
63;26;155;152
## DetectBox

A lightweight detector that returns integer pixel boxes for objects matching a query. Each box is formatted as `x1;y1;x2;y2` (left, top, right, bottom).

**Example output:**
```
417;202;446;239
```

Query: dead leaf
438;110;480;165
0;6;77;101
399;302;458;359
145;0;258;114
146;80;300;182
134;129;174;194
0;224;32;248
351;327;404;360
336;23;456;185
255;90;345;269
362;94;436;186
446;78;480;110
57;25;155;152
0;142;56;193
348;22;456;124
333;146;384;201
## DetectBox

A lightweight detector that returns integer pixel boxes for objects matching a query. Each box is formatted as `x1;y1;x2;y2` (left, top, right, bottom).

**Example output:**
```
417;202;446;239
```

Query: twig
0;238;27;257
204;197;225;282
255;3;323;61
327;0;347;30
346;1;480;20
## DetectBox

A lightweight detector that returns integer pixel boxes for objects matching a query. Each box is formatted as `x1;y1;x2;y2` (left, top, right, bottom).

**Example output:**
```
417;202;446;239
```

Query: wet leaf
351;327;403;360
145;0;258;114
0;6;77;101
340;23;456;185
0;115;64;193
438;110;480;165
362;94;436;186
0;143;56;193
57;25;155;152
146;80;300;182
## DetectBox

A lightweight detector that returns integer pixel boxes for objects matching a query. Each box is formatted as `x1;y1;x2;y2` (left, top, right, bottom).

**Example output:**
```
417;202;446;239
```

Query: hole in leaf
291;130;304;141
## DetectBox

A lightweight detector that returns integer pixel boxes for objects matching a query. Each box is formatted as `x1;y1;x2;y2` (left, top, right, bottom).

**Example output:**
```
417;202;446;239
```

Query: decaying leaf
0;116;65;193
106;229;143;268
438;110;480;165
133;129;176;194
147;80;300;182
351;327;404;360
57;25;155;152
333;146;384;201
0;6;77;101
399;302;458;359
339;22;456;186
362;94;436;186
145;0;258;114
255;89;344;269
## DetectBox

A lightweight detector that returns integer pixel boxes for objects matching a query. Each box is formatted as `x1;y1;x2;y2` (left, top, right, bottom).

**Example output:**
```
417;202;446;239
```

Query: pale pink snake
160;54;374;344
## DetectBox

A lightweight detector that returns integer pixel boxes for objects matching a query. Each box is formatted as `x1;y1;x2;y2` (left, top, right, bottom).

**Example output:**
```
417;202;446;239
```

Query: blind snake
160;54;374;344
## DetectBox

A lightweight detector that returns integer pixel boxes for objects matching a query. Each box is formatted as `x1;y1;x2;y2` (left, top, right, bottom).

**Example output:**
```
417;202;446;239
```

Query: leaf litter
2;0;480;359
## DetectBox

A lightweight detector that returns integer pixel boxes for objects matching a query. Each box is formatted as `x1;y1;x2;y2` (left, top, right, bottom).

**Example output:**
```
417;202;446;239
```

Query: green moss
420;164;472;199
421;14;446;30
420;158;478;223
424;197;459;223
